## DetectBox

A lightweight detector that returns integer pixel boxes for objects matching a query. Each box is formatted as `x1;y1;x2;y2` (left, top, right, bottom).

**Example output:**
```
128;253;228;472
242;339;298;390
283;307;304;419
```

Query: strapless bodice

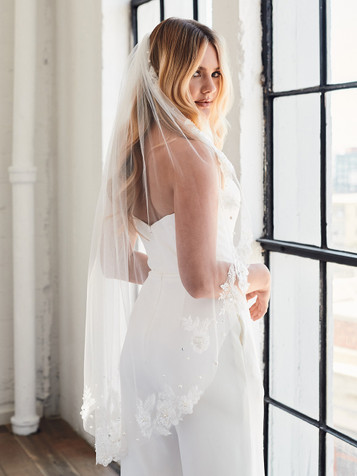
134;152;240;276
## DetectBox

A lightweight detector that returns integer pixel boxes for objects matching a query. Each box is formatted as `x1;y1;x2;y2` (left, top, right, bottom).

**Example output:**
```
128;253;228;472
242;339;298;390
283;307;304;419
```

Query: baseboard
0;401;43;426
0;403;14;425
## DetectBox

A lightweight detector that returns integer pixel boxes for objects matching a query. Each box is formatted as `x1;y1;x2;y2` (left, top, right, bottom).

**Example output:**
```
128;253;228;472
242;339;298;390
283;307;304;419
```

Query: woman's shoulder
153;133;214;162
145;123;218;185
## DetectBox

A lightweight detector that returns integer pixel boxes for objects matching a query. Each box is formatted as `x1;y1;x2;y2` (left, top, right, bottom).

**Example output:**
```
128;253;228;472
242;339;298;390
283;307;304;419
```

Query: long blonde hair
118;18;234;230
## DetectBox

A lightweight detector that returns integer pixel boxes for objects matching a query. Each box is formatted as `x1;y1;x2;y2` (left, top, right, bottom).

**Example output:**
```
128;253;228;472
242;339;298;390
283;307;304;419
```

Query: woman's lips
195;100;212;108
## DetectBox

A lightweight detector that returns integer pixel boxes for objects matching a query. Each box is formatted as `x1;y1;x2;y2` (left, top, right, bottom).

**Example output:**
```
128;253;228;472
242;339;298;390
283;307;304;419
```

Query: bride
81;17;270;476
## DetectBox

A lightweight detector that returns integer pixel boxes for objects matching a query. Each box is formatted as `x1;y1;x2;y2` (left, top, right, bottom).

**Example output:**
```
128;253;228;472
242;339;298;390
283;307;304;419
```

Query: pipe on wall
8;0;39;435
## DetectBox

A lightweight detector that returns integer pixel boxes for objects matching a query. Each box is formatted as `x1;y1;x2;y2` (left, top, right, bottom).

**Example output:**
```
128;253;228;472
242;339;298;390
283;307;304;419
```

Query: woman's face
189;43;220;119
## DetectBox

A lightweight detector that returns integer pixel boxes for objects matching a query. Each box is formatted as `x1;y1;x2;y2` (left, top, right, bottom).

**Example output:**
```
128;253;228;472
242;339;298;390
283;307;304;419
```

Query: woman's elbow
182;276;215;299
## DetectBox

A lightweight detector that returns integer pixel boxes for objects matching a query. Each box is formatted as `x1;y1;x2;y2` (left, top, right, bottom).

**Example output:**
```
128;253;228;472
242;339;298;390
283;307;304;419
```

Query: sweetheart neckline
133;212;175;229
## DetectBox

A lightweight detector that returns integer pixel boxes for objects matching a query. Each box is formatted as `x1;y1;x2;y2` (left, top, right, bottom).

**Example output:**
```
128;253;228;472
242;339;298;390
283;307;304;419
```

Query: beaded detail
181;315;211;354
95;419;127;466
136;385;202;438
81;386;127;466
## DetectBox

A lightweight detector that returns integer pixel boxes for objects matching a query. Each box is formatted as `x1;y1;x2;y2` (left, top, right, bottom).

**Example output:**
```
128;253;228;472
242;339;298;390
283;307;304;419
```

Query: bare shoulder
153;136;216;183
168;136;215;162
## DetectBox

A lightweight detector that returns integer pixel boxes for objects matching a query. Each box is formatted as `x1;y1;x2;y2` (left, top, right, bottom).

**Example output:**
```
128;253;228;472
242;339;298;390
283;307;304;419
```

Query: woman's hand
246;288;270;321
245;264;271;321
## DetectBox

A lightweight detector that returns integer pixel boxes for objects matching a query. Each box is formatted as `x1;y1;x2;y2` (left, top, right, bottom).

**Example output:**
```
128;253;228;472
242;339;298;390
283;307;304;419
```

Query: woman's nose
201;76;216;94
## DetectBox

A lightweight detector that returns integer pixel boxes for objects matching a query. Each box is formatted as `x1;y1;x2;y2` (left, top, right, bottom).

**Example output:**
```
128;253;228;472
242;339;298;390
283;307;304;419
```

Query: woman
81;17;270;476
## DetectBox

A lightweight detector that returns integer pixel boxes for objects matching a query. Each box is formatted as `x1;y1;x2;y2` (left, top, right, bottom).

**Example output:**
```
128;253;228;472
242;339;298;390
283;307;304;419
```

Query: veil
81;28;254;466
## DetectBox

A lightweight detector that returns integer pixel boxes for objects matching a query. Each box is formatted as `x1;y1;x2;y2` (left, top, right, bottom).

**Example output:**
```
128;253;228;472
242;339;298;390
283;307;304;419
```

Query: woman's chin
197;109;211;120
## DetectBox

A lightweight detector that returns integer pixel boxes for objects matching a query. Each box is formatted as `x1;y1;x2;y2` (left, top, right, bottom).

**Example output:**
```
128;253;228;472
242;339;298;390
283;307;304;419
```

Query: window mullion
319;261;327;476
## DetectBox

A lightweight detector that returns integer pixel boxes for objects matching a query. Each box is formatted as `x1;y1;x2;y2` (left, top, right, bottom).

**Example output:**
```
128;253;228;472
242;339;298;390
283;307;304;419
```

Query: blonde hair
118;18;234;230
150;18;233;148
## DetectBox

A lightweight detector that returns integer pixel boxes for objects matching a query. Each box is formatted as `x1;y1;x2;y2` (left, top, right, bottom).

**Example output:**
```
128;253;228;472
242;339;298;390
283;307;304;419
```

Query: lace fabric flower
95;420;127;466
219;261;248;316
154;387;180;435
80;385;96;422
177;386;201;414
136;393;156;438
181;315;211;353
135;384;202;439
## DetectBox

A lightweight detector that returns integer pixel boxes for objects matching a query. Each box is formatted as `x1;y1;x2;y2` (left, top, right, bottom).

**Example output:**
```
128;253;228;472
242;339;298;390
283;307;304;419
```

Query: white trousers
120;323;265;476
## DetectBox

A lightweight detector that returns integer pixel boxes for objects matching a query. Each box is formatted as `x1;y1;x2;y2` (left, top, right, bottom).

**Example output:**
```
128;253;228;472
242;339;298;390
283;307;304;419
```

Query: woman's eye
192;70;221;78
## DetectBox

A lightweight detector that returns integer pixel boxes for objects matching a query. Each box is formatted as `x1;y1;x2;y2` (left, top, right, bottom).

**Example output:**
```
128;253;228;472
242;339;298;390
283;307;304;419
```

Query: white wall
0;0;59;425
213;0;264;245
0;0;15;426
56;0;103;435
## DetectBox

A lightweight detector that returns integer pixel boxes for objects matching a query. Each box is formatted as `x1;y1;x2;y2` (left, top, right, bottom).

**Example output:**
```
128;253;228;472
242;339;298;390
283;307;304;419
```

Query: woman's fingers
249;297;268;321
246;291;256;301
246;288;270;321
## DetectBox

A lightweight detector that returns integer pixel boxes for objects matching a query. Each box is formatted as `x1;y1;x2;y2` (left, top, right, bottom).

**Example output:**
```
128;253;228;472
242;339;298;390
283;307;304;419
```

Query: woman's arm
171;138;270;319
171;139;239;298
172;139;226;298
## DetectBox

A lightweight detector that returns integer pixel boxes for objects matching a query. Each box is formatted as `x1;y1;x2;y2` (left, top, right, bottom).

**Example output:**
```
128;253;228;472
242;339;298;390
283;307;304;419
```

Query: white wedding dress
118;151;265;476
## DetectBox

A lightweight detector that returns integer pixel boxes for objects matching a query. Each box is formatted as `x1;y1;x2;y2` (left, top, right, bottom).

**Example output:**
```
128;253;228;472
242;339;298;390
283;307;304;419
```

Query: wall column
8;0;39;435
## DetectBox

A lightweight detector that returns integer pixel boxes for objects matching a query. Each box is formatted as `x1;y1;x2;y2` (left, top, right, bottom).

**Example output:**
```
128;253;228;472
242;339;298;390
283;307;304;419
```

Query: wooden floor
0;418;120;476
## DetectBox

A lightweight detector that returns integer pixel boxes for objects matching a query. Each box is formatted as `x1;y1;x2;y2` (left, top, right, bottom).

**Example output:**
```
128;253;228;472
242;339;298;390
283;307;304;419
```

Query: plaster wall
0;0;58;424
56;0;131;438
56;0;102;436
213;0;264;245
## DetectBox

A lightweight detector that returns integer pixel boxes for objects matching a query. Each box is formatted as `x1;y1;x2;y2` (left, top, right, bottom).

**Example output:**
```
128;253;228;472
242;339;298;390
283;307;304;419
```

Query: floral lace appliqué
181;315;211;353
234;256;249;294
219;260;249;316
136;393;156;438
81;386;127;466
136;385;202;438
80;385;96;421
95;419;127;466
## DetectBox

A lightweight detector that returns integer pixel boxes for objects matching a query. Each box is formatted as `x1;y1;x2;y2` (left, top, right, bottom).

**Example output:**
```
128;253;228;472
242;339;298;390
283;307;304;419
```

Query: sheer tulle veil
81;19;254;466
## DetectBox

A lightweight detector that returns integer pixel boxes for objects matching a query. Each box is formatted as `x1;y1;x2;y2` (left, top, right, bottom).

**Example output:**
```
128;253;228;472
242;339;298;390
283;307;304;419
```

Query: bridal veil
81;20;253;465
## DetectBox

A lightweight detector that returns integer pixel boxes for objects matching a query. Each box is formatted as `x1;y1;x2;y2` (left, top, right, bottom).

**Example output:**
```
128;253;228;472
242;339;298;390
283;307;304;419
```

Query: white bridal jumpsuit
119;151;265;476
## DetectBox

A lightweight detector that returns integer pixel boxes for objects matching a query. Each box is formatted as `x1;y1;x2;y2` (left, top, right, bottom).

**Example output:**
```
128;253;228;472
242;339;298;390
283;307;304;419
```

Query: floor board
0;418;120;476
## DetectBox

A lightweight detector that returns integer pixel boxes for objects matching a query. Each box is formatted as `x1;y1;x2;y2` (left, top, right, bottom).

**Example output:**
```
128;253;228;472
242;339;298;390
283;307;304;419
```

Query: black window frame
261;1;357;475
131;0;199;46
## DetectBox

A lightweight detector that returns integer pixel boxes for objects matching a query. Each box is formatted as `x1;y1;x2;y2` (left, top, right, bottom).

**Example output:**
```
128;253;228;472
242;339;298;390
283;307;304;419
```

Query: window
261;0;357;474
131;0;210;45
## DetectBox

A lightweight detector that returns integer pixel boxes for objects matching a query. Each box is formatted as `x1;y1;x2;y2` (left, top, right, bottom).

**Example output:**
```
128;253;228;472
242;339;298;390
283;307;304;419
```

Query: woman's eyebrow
197;66;221;70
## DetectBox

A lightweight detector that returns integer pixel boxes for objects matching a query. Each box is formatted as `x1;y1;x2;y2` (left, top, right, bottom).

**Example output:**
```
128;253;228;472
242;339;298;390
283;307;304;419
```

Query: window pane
274;94;320;245
326;434;357;476
327;89;357;253
273;0;319;91
269;406;319;475
198;0;212;27
270;253;320;418
327;263;357;441
137;0;160;42
328;0;357;84
165;0;193;19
